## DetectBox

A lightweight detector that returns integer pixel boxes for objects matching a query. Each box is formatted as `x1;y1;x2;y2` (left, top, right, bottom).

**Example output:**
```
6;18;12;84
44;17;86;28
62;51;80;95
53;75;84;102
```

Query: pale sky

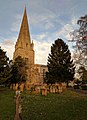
0;0;87;65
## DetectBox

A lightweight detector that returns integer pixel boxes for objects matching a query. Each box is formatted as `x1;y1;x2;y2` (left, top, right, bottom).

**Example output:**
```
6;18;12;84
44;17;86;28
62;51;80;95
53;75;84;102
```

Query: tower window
26;43;28;47
43;69;45;73
25;58;28;62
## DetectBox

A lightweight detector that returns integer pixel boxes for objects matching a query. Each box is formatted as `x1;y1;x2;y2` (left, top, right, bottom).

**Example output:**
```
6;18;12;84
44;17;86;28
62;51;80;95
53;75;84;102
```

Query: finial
25;4;26;9
24;4;26;13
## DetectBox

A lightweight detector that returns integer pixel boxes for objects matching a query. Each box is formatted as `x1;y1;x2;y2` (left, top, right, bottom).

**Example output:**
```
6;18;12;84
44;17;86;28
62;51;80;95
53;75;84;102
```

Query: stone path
14;91;22;120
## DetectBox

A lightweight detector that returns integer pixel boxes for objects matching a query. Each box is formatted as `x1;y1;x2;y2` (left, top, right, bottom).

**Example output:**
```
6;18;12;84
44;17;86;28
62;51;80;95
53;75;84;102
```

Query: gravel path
69;88;87;96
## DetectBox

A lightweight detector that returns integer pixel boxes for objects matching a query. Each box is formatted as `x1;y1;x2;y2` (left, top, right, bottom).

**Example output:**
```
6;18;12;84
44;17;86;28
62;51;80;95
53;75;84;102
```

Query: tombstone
25;83;31;91
20;83;25;92
10;84;12;89
52;85;56;93
41;86;47;96
55;85;59;93
34;85;41;94
62;83;67;91
25;82;30;90
44;83;47;87
37;86;41;94
58;83;63;93
16;90;20;97
41;84;47;96
15;83;19;90
47;86;50;93
26;84;30;90
13;84;16;90
49;85;53;93
55;83;59;93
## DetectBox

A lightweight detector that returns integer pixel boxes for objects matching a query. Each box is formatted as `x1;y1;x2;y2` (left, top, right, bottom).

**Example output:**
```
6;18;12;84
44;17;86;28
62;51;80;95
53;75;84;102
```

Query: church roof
17;7;31;46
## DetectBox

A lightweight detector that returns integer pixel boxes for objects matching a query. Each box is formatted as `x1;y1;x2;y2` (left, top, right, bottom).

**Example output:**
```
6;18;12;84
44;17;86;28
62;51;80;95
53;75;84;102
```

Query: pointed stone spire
16;6;31;50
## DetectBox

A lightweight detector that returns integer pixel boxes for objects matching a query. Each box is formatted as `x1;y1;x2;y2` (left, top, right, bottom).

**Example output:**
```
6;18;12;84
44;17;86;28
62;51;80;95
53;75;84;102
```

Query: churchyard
1;86;87;120
0;87;15;120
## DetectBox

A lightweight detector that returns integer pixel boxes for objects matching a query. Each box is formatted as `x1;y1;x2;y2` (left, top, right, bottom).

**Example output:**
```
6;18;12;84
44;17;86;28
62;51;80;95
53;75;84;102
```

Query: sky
0;0;87;65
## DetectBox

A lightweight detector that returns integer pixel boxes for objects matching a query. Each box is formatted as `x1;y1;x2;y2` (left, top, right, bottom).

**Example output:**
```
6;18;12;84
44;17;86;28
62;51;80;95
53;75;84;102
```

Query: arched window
26;43;28;47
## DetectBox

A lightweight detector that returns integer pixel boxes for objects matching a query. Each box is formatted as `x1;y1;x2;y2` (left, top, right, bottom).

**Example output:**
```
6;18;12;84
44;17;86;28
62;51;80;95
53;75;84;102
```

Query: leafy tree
46;38;75;86
70;15;87;68
78;66;87;83
0;47;11;85
11;56;27;84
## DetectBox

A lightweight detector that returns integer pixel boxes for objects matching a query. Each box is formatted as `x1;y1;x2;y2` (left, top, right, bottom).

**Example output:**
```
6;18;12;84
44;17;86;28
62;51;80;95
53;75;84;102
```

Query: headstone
34;85;41;94
50;85;53;93
62;83;67;91
13;84;16;90
58;83;63;93
52;85;56;93
47;86;50;93
55;84;59;93
20;83;25;92
10;84;12;89
15;83;18;90
16;90;20;97
41;86;47;96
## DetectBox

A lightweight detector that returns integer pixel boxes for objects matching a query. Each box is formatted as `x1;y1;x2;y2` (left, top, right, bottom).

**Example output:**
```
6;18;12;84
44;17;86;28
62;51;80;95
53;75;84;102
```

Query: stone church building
13;7;48;84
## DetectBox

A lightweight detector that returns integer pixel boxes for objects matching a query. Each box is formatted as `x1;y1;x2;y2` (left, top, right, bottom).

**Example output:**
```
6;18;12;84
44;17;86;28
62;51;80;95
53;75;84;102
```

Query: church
13;7;48;84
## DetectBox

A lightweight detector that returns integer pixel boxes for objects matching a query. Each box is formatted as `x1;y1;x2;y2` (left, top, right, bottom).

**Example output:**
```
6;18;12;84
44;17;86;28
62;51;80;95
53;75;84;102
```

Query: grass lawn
0;87;15;120
22;90;87;120
0;87;87;120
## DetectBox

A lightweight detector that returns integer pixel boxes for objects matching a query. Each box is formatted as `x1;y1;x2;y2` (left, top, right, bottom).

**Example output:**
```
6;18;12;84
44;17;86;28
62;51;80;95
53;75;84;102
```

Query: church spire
17;6;31;49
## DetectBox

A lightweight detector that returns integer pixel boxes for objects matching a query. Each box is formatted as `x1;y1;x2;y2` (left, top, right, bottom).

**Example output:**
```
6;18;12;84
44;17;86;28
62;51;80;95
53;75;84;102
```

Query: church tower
13;7;48;84
13;7;34;64
13;7;34;82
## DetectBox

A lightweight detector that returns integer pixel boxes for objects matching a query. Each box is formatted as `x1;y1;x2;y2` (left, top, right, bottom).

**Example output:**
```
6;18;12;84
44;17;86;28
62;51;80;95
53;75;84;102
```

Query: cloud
56;16;77;40
29;7;57;31
44;21;54;30
0;37;17;60
32;33;48;42
11;14;22;32
0;35;5;41
3;40;14;46
71;17;77;25
30;12;55;25
34;33;46;41
34;40;51;65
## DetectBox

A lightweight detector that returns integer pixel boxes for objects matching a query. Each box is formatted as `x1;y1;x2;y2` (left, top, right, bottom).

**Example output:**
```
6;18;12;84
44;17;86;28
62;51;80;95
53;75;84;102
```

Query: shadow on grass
21;90;87;120
0;87;15;120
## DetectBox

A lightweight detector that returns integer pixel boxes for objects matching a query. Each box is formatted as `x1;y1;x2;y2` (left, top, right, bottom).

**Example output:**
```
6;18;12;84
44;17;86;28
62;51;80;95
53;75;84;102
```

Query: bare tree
70;15;87;68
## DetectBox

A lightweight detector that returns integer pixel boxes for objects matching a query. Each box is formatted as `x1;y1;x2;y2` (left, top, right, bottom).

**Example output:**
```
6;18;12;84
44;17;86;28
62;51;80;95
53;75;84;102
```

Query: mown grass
0;87;87;120
0;87;15;120
22;90;87;120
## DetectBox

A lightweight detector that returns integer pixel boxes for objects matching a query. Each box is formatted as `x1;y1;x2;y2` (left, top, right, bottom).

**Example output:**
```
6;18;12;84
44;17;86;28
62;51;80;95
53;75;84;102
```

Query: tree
78;66;87;83
11;56;27;85
46;38;75;86
70;15;87;68
0;47;11;85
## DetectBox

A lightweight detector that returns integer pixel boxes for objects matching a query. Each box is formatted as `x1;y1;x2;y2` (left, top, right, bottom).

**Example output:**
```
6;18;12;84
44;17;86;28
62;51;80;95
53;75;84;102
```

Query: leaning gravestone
14;89;22;120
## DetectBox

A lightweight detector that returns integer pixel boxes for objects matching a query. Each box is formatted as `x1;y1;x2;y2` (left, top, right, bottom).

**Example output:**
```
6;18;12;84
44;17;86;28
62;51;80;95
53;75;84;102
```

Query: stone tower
13;7;34;82
13;7;48;84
